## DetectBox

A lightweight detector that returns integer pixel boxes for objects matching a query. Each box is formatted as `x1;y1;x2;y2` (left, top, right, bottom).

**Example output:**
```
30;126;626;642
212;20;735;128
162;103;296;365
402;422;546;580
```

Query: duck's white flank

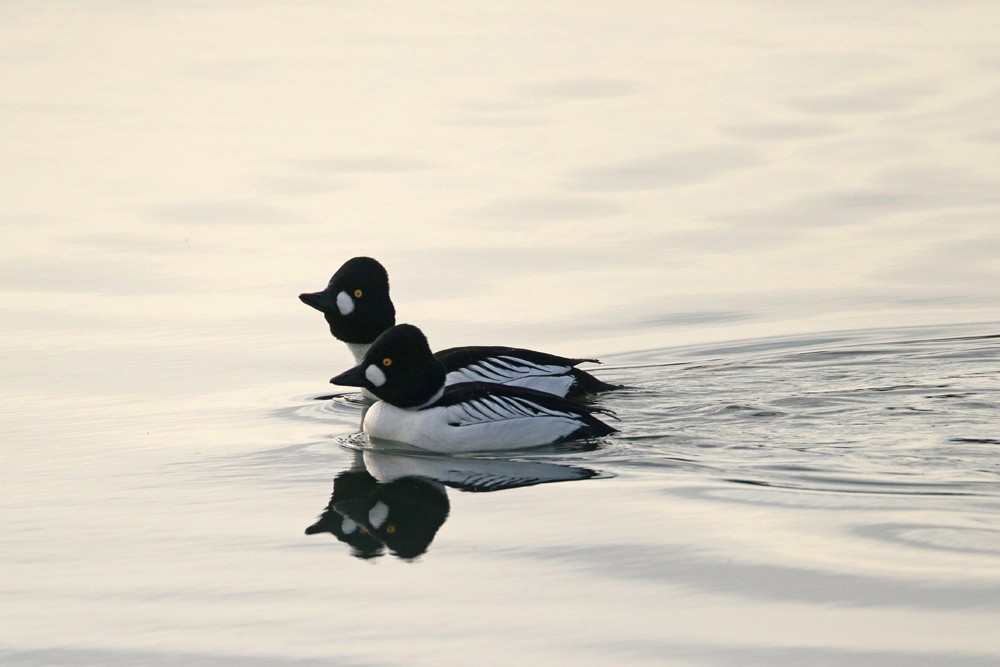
362;396;591;452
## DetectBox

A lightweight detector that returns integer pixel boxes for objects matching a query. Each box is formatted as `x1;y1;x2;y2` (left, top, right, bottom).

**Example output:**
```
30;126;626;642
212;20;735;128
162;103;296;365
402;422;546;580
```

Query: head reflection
305;447;601;560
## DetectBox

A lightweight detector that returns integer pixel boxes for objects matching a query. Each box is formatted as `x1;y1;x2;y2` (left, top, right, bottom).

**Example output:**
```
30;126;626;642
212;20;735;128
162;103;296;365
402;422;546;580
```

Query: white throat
346;342;371;364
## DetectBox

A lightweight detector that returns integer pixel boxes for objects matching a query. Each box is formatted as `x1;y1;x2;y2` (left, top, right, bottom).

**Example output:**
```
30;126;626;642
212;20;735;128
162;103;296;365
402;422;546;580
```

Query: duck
329;323;618;452
300;256;619;398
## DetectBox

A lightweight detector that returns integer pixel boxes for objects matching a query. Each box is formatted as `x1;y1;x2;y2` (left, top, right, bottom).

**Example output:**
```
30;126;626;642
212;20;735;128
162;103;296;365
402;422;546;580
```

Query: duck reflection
305;448;601;560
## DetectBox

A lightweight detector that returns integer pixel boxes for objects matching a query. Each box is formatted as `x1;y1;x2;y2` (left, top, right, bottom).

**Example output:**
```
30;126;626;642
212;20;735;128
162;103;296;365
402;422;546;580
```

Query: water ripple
854;523;1000;557
597;323;1000;501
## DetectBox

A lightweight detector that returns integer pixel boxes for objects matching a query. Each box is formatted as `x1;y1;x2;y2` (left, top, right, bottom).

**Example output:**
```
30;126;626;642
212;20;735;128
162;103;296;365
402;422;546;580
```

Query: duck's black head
330;323;446;408
299;256;395;344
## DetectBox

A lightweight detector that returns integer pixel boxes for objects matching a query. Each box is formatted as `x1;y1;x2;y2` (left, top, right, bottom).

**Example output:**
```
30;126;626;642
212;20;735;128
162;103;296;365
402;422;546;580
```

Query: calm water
2;2;1000;666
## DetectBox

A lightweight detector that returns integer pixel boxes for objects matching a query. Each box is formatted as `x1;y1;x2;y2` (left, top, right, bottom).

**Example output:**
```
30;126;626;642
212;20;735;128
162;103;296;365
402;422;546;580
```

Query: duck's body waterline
361;386;612;453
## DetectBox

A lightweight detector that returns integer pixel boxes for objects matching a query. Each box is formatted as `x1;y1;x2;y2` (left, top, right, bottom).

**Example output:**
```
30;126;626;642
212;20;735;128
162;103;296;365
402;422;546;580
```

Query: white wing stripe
448;394;581;426
452;356;573;383
497;356;569;373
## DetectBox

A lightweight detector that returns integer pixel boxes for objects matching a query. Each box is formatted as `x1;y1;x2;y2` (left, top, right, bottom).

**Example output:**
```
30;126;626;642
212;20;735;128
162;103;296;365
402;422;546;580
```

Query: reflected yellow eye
353;289;363;298
385;524;396;534
382;358;392;367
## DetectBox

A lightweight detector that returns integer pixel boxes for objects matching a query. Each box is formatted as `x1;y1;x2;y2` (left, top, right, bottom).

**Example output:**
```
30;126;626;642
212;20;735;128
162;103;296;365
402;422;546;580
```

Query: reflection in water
306;449;601;560
4;0;1000;660
306;466;448;560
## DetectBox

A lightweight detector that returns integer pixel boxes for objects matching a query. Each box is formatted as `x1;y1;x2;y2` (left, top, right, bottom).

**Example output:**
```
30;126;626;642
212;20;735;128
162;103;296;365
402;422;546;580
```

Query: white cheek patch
365;364;387;387
368;501;389;529
336;291;355;316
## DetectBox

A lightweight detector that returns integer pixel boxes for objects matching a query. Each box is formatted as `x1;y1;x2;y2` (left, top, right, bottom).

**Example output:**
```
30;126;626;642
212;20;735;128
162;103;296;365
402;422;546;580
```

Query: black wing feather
429;381;618;439
434;346;621;396
435;345;596;368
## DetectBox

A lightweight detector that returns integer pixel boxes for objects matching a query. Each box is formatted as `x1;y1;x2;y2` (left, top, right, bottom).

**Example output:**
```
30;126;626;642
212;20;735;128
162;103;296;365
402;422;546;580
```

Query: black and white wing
435;346;619;397
432;382;617;442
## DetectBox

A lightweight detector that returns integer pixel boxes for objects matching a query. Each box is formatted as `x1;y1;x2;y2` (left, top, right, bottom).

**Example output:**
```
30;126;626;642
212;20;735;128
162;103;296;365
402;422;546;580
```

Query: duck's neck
415;386;445;409
346;342;371;364
394;369;447;409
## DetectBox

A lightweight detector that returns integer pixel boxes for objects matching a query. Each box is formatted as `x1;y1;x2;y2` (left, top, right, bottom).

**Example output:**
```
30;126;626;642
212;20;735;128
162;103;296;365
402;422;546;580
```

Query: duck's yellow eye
385;524;396;534
382;357;392;367
353;289;363;298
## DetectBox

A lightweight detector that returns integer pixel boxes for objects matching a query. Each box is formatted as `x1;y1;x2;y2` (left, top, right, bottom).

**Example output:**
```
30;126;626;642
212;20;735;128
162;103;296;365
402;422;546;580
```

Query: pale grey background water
2;3;999;666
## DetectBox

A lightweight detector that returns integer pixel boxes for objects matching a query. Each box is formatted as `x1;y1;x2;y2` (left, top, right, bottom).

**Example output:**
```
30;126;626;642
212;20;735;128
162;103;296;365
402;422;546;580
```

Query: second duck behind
300;256;619;398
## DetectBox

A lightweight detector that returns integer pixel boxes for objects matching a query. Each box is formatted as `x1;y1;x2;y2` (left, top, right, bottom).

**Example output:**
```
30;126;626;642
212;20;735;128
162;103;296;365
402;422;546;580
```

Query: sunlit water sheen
3;2;1000;666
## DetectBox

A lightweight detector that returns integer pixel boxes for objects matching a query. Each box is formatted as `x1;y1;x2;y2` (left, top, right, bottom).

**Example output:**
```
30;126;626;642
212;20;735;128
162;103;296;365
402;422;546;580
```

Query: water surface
2;2;999;665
